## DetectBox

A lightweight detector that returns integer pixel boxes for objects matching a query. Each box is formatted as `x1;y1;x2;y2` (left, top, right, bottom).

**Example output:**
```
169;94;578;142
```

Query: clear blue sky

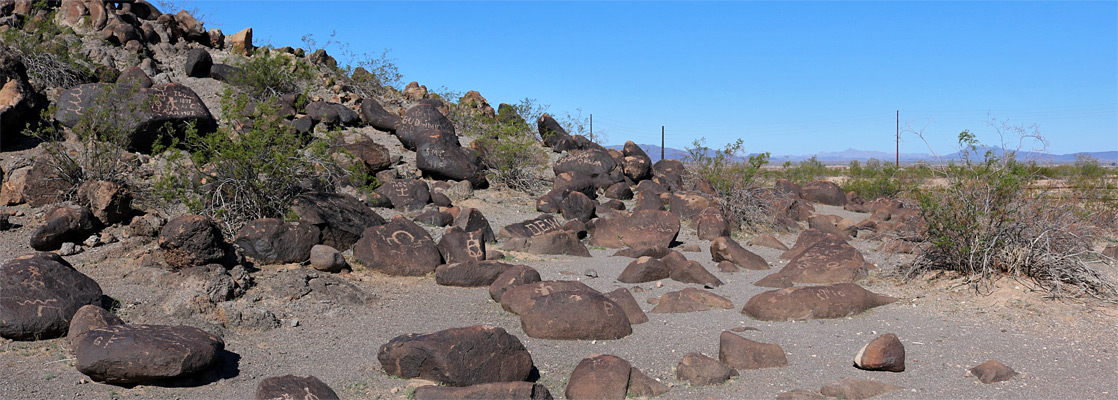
172;1;1116;156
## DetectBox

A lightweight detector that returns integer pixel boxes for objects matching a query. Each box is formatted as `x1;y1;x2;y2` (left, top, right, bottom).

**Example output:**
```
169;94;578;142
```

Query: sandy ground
2;193;1116;400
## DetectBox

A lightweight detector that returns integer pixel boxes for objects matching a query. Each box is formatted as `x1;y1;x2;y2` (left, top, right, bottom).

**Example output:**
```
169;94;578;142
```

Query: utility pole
896;110;900;167
661;126;665;161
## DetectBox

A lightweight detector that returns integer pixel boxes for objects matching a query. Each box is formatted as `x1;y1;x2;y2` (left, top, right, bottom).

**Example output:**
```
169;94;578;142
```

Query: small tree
684;138;779;232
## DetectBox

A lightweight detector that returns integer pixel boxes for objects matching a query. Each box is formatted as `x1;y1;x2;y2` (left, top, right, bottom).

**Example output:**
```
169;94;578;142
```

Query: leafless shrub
901;118;1118;302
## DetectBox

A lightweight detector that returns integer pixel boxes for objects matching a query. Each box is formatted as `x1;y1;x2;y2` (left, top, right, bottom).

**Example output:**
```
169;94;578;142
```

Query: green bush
842;158;915;200
683;138;781;232
778;155;829;184
905;129;1117;301
228;48;314;100
155;91;346;235
469;116;549;194
24;83;147;197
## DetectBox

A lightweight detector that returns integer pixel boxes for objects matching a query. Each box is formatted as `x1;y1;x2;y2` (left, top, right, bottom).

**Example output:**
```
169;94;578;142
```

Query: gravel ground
2;188;1116;400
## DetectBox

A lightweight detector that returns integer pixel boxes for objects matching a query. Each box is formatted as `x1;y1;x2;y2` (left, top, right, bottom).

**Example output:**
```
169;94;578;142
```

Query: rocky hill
1;2;1116;400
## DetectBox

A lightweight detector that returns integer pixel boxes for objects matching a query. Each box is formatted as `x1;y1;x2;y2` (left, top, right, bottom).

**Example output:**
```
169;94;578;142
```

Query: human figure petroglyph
465;238;483;258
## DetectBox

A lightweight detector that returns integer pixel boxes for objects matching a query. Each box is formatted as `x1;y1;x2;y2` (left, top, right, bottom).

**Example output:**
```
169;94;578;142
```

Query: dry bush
683;138;786;232
903;122;1118;302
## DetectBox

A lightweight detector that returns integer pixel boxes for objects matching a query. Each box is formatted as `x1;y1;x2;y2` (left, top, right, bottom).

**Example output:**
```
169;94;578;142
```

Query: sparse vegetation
684;138;783;232
1;3;100;90
227;48;314;101
777;155;829;184
155;91;348;235
903;122;1118;301
842;158;916;200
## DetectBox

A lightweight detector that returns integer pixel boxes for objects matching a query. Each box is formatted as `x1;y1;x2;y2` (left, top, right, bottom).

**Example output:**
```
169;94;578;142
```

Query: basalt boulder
0;253;103;340
742;283;897;321
353;215;441;276
377;325;534;386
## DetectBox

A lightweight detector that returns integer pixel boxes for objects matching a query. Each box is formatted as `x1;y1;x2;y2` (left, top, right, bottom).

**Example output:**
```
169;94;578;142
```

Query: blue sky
174;1;1116;156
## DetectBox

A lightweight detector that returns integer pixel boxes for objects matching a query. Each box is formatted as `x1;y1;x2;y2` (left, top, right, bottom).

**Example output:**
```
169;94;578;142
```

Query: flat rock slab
354;215;441;276
414;382;553;400
676;352;737;386
742;283;897;321
73;324;225;385
818;378;903;400
755;234;869;288
255;375;339;400
650;288;733;314
0;252;103;340
499;214;564;239
377;325;534;387
588;209;680;249
970;360;1018;384
501;280;599;315
719;331;788;370
435;261;514;287
520;291;632;340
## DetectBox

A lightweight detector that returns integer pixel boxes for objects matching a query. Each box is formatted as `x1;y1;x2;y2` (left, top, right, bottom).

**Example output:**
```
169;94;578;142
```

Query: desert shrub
1;4;98;90
684;138;783;232
904;128;1118;301
469;116;549;194
24;84;147;198
301;31;402;97
227;48;314;100
842;158;916;200
778;155;828;184
155;91;347;235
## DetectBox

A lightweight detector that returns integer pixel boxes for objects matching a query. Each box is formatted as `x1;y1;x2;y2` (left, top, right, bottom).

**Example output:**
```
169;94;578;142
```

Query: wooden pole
661;126;665;161
896;110;900;167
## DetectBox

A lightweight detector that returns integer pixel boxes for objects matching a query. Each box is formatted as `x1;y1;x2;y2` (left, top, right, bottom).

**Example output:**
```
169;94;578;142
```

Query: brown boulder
612;246;670;259
344;140;394;174
588;209;679;249
501;230;591;257
719;331;787;370
233;218;320;264
66;305;123;348
453;208;496;243
374;178;431;210
30;204;99;251
73;324;224;384
500;280;598;315
617;256;670;283
1;253;103;340
692;207;730;240
819;378;903;400
970;360;1018;384
158;214;228;270
377;325;534;386
602;288;648;324
854;333;905;372
290;192;385;251
413;382;553;400
676;352;737;386
435;260;513;287
669;259;723;287
650;288;733;313
437;227;486;264
488;265;542;302
353;215;441;276
565;354;631;400
667;192;711;220
756;234;868;288
710;236;769;270
742;283;897;321
800;180;847;206
499;214;563;239
519;291;632;340
75;180;132;226
256;375;339;400
229;27;253;55
627;367;669;397
560;191;596;223
359;97;402;133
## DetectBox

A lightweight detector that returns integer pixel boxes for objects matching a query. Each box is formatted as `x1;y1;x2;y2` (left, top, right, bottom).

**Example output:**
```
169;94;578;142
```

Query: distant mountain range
606;144;1118;165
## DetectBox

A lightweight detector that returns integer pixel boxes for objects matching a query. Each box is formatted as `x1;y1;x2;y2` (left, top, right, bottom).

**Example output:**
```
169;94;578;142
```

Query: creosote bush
683;138;783;232
228;48;313;100
842;158;918;200
155;90;346;235
904;125;1118;301
1;5;100;90
467;115;549;194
